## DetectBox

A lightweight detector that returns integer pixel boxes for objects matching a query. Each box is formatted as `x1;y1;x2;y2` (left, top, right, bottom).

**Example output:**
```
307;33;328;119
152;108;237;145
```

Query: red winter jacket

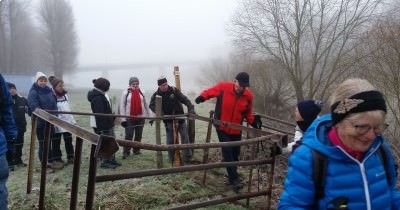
199;82;254;135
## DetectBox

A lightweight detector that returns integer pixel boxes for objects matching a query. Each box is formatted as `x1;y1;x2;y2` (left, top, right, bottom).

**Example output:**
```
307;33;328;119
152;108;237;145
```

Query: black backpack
312;144;397;201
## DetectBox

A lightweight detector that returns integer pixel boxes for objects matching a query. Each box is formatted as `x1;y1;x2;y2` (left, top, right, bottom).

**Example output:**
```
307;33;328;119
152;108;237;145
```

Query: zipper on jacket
335;145;381;210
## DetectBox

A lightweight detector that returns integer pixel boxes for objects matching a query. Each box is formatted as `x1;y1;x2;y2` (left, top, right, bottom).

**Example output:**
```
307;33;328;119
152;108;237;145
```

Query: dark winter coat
199;82;254;135
87;88;114;131
0;74;17;156
149;86;194;123
12;94;27;132
27;83;57;128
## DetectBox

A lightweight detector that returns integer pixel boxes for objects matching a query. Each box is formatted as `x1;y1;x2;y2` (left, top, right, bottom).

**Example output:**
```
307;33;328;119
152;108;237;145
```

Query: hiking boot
232;180;244;193
17;162;27;167
100;162;117;169
67;158;74;165
9;165;15;172
133;151;142;155
109;159;122;167
51;160;65;170
122;153;129;159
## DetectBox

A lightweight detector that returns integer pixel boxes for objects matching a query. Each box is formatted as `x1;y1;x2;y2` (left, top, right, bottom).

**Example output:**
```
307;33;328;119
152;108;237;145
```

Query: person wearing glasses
279;78;400;209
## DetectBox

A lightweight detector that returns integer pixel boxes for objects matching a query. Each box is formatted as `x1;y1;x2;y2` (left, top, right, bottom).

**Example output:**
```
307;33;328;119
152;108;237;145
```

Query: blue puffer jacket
278;114;400;210
0;74;17;156
27;83;57;128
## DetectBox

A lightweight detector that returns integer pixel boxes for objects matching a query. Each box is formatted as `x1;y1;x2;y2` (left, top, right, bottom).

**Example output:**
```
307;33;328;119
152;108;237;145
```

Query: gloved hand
195;96;205;104
251;114;262;129
189;108;196;115
149;120;154;126
121;121;127;128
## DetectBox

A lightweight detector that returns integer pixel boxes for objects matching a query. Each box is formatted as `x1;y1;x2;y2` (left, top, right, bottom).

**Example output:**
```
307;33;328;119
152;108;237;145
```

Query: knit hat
157;76;167;86
129;77;139;85
35;71;47;81
297;100;323;122
48;76;63;87
92;77;110;92
235;72;250;87
7;82;16;90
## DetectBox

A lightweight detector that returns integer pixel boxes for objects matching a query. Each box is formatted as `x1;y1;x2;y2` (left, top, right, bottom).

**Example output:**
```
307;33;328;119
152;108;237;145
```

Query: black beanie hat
48;76;63;87
157;76;167;86
297;100;323;122
235;72;250;87
93;77;110;92
7;82;16;90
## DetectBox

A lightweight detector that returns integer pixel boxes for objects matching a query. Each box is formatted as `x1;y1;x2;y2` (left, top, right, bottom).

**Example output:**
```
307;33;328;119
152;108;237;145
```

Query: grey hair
329;78;376;106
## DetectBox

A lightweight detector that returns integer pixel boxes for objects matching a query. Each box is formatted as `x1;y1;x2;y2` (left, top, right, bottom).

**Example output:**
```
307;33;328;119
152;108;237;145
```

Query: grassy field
7;89;275;210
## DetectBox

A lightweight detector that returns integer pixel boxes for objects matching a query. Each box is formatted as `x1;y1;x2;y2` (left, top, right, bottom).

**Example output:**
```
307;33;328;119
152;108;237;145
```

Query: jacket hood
87;88;104;102
302;114;384;162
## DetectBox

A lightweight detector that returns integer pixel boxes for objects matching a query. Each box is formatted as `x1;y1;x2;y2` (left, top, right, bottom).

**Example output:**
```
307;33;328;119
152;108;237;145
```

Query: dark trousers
13;130;25;164
37;127;54;163
216;129;242;184
123;120;144;154
53;132;74;160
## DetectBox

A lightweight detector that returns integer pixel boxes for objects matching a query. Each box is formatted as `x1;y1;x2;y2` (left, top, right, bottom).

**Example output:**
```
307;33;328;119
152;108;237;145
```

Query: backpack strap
376;144;397;186
312;149;327;201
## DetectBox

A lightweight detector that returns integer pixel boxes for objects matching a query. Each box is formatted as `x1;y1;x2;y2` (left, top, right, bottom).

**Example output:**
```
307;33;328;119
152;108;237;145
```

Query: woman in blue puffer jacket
27;72;57;166
279;78;400;210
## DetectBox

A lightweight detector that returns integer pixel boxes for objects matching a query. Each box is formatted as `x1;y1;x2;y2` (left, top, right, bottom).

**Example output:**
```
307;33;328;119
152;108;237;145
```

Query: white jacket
119;88;153;123
55;94;76;133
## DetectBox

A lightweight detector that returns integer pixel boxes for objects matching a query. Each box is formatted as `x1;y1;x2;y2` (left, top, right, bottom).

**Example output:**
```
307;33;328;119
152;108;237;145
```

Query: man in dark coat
149;76;195;163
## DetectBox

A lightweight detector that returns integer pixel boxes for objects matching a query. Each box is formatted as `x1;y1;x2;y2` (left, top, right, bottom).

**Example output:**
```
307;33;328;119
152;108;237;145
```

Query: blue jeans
0;154;9;210
165;121;192;161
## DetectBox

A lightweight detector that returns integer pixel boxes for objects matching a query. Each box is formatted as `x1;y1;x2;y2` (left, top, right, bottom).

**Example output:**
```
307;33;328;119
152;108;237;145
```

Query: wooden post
69;137;83;210
173;66;183;167
155;96;163;168
27;115;37;194
202;111;214;185
173;66;181;90
38;121;52;210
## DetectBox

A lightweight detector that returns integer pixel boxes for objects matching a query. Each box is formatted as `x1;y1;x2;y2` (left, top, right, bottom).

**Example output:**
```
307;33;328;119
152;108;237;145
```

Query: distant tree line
0;0;78;79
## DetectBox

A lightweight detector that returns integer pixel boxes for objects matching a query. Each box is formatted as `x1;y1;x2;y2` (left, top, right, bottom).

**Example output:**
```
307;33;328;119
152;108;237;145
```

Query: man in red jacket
195;72;261;192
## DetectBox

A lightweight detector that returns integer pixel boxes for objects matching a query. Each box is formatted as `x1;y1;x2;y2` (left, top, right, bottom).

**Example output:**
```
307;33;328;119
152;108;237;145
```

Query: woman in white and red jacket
119;77;153;158
195;72;261;192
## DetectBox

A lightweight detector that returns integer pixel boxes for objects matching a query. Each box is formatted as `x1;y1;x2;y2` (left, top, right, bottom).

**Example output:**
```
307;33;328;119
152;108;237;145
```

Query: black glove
121;121;127;128
251;114;262;129
149;120;154;126
195;96;205;104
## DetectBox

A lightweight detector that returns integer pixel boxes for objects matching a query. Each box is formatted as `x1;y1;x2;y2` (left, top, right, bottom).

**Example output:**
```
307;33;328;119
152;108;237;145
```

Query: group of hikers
1;71;400;209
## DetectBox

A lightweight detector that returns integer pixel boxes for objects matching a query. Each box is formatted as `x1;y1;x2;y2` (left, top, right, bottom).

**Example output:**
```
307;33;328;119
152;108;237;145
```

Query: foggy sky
71;0;238;66
62;0;239;91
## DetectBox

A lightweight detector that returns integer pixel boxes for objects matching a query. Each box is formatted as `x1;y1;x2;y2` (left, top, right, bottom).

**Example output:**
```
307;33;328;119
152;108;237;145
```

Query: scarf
129;88;142;121
328;127;364;161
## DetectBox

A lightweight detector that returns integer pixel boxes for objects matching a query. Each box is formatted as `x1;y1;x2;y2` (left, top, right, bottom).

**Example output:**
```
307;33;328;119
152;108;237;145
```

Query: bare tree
230;0;382;101
0;0;40;74
39;0;78;79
